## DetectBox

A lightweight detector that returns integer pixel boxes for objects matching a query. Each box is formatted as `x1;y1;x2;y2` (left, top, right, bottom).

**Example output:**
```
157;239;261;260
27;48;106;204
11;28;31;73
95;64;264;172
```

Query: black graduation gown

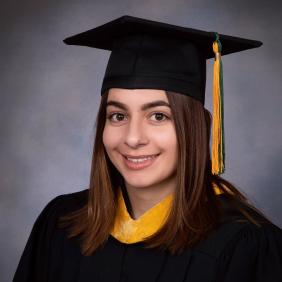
13;189;282;282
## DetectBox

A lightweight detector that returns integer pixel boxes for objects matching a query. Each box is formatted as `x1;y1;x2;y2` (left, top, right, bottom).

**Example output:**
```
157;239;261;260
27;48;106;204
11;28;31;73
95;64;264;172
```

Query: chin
123;177;157;189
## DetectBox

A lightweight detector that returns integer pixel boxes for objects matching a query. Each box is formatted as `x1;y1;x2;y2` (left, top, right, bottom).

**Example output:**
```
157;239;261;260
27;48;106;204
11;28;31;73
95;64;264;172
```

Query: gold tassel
212;33;225;175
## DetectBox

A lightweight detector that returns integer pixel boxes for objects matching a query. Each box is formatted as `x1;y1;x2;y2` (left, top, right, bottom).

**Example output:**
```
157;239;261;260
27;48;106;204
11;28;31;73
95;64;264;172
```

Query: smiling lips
122;154;159;170
123;154;160;159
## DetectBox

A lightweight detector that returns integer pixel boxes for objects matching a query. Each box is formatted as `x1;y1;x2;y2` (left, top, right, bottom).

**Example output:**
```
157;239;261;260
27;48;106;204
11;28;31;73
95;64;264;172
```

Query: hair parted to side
57;89;272;256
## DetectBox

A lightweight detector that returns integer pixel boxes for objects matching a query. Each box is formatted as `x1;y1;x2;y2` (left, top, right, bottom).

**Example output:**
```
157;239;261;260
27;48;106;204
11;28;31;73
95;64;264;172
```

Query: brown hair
57;89;272;256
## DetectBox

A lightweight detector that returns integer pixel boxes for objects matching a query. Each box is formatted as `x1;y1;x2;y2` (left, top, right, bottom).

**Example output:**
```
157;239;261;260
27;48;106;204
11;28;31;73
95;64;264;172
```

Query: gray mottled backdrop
1;0;281;281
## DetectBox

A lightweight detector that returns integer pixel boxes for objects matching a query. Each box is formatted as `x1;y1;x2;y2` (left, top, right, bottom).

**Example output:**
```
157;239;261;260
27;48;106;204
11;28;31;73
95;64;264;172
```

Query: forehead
107;88;169;103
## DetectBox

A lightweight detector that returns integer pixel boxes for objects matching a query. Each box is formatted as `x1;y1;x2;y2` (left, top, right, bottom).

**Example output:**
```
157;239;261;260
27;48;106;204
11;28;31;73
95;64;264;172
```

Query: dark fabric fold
13;189;282;282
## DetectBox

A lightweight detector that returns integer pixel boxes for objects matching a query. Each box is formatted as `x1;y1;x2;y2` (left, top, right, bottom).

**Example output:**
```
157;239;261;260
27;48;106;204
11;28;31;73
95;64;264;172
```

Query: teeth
126;155;156;163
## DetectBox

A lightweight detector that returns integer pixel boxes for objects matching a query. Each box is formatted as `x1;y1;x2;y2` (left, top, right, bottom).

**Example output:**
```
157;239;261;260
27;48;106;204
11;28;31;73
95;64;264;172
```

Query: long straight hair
58;89;272;256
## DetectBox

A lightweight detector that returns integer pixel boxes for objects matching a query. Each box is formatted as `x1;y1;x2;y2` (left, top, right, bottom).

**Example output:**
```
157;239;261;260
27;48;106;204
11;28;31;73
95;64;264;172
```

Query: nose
124;116;148;148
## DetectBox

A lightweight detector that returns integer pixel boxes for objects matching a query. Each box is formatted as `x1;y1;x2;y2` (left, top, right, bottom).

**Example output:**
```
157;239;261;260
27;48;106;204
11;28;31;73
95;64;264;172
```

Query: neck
122;176;176;220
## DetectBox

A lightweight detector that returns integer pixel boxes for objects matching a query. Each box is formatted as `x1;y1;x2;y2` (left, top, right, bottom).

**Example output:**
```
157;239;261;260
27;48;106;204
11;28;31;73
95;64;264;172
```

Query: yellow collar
110;185;225;244
110;188;173;244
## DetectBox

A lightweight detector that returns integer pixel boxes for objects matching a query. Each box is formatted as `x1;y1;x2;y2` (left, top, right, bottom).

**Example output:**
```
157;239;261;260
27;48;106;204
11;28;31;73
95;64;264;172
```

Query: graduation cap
63;15;263;175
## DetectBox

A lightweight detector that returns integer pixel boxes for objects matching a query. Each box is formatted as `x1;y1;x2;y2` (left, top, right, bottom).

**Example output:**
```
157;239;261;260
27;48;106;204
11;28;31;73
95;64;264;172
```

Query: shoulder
35;188;89;224
13;190;89;281
211;221;282;281
22;189;89;248
217;220;282;258
188;219;282;282
193;209;282;281
194;193;282;281
52;188;89;212
195;193;282;259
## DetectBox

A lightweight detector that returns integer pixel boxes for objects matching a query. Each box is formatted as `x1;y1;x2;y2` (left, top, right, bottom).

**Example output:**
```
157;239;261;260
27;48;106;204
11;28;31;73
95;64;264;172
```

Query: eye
107;112;126;122
150;112;170;122
106;112;170;123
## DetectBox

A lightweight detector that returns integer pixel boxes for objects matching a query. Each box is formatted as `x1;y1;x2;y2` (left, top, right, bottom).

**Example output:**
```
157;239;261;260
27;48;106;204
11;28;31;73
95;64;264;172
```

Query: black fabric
13;189;282;282
63;15;263;105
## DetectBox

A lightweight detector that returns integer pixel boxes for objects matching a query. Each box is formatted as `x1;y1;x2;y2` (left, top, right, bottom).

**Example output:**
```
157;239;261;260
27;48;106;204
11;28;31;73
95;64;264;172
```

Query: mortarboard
63;15;263;175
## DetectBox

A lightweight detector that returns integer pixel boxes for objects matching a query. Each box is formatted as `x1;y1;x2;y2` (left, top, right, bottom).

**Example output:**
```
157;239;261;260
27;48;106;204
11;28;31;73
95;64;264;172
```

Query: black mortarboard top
63;15;263;175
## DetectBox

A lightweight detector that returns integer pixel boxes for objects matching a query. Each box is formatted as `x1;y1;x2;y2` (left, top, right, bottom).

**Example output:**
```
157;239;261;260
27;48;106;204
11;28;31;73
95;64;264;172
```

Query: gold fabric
110;184;227;243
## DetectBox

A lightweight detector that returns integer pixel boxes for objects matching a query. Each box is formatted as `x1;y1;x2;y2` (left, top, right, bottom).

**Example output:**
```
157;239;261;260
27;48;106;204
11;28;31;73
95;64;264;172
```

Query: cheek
154;127;177;148
102;126;123;149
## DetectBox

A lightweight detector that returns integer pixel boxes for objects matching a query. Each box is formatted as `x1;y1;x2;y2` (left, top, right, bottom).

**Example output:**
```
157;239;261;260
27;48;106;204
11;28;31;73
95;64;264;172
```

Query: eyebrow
106;100;171;111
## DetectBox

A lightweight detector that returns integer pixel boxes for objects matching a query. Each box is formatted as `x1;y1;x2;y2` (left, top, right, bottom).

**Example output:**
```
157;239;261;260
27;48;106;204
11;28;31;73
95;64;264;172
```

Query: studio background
1;1;281;281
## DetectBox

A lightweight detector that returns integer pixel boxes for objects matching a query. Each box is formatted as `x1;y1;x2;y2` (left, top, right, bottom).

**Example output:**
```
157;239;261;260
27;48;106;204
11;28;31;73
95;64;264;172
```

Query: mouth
122;153;160;170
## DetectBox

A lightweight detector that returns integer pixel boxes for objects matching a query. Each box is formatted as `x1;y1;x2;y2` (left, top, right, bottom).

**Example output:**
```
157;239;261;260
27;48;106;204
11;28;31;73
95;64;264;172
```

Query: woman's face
103;88;178;191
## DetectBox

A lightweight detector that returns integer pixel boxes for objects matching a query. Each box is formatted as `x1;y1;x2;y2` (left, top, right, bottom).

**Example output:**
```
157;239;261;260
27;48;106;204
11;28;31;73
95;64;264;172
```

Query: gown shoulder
201;194;282;282
13;190;282;282
212;219;282;281
13;189;89;282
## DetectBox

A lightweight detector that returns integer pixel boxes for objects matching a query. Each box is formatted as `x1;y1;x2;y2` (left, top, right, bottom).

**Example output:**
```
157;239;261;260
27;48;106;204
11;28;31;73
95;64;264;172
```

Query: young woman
13;15;282;282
